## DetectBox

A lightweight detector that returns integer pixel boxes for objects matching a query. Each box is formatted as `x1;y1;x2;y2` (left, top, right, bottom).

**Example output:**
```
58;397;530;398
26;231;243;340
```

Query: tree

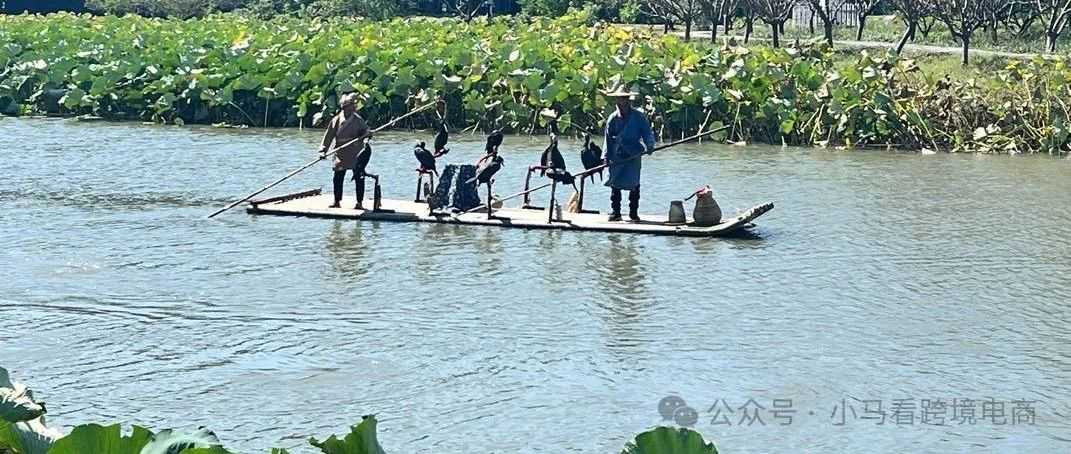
1004;1;1041;38
444;0;487;20
747;0;793;47
934;0;998;65
4;0;86;13
981;0;1013;43
805;0;848;46
305;0;414;18
517;0;586;16
888;0;936;53
699;0;729;42
1039;0;1071;51
642;0;705;40
849;0;883;40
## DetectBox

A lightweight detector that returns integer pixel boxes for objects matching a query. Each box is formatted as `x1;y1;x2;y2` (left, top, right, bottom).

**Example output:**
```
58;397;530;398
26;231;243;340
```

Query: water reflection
474;227;504;276
593;234;653;353
323;221;369;280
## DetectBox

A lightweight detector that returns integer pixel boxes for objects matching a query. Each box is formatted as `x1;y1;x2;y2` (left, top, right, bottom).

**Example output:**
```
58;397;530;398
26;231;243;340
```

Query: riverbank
1;11;1068;154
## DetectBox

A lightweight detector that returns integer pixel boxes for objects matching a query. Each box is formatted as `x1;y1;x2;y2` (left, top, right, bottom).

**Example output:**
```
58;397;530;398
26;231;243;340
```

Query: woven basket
692;192;722;226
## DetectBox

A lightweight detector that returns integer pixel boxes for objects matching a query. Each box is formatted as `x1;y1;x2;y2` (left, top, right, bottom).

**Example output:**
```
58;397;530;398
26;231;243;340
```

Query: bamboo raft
246;189;774;237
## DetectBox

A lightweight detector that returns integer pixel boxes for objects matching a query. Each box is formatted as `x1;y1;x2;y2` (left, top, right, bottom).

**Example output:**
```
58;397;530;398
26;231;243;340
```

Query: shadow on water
591;234;655;353
323;220;371;279
474;226;505;275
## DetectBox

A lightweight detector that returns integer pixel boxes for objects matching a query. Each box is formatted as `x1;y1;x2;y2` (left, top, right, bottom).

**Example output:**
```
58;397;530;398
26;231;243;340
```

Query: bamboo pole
207;101;438;218
453;125;731;218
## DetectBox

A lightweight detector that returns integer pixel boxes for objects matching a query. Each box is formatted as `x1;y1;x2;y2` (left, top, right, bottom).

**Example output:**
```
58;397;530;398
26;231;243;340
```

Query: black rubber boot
354;174;365;210
608;189;622;221
628;188;641;222
331;170;345;208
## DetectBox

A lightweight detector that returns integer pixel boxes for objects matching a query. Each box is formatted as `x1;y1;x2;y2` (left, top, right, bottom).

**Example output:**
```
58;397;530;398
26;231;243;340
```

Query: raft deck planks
247;190;773;237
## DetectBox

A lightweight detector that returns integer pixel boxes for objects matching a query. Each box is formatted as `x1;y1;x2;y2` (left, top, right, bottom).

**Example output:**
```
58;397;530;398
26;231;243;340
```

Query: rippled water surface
2;117;1070;453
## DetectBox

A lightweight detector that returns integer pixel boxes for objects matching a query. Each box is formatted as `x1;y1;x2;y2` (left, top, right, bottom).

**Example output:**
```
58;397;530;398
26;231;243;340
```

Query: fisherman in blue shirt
602;84;656;222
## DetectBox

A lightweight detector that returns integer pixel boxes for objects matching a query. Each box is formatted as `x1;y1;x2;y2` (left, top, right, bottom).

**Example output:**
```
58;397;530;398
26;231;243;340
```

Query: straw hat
600;82;640;99
340;92;359;107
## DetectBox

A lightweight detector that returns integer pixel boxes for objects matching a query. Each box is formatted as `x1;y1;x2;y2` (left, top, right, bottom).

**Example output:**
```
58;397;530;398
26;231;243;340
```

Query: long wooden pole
453;182;554;217
574;125;731;179
447;124;732;218
208;101;438;218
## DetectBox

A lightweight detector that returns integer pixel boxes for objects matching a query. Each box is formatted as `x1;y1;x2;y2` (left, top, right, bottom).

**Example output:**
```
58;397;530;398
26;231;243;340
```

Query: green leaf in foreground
621;427;718;454
0;418;59;454
177;447;233;454
308;415;385;454
46;424;153;454
1;378;46;423
140;428;221;454
0;420;28;453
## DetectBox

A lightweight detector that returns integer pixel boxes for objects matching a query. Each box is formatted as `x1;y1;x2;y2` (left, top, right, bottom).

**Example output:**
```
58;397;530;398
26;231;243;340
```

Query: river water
1;117;1070;453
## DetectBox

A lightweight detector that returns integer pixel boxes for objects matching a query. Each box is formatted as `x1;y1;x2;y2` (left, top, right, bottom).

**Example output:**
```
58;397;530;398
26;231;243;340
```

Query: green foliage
621;426;718;454
0;13;1067;153
0;369;60;454
179;448;235;454
308;415;385;454
0;387;45;424
140;428;222;454
46;424;153;454
0;369;737;454
0;420;28;453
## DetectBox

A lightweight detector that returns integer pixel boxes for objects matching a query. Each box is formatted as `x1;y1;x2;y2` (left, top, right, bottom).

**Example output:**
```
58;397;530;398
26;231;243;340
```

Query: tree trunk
856;13;867;41
711;15;719;42
1048;32;1059;52
685;17;693;41
779;19;786;34
745;15;754;43
809;10;815;34
921;17;935;38
896;20;916;54
961;33;970;66
772;22;781;48
824;19;834;46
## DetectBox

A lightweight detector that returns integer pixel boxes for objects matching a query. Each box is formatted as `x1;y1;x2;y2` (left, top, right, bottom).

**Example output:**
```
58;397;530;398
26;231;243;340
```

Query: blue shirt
603;107;656;190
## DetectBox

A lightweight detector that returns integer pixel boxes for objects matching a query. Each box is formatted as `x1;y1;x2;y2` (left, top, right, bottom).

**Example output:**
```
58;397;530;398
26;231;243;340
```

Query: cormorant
468;154;504;185
580;133;603;182
538;119;566;176
485;129;504;154
414;141;438;176
434;119;449;155
353;142;372;179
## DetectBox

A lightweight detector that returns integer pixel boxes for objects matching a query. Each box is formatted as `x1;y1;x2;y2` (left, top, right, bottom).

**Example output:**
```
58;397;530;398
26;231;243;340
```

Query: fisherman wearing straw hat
318;93;370;209
601;82;656;222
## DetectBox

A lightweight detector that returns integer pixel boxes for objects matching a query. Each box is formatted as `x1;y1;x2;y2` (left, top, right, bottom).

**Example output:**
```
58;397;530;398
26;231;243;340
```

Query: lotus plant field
0;11;1069;154
1;367;718;454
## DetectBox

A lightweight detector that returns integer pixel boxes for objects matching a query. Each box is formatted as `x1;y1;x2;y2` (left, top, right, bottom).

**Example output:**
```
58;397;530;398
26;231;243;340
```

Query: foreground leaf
0;368;60;454
0;369;46;423
308;415;385;454
140;428;221;454
177;447;232;454
621;427;718;454
1;419;61;454
47;424;152;454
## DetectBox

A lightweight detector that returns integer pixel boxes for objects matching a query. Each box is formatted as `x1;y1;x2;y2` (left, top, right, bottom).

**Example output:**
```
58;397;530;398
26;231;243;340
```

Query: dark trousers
333;170;365;204
610;186;640;214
